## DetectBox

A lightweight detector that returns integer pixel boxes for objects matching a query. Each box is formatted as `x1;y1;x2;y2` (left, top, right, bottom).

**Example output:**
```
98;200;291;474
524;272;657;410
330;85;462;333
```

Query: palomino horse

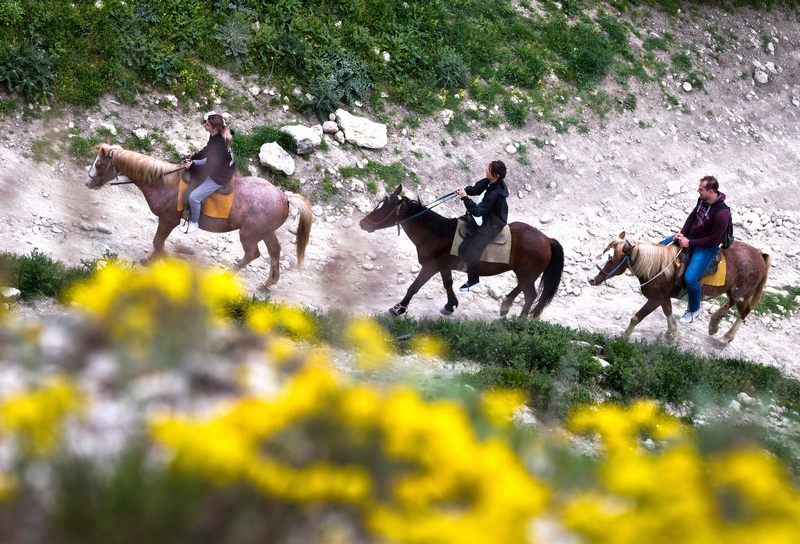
587;232;771;346
85;142;312;288
359;185;564;317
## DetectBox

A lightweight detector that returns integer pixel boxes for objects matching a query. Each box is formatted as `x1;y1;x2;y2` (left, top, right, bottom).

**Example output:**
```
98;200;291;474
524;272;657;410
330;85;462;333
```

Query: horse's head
85;135;121;189
359;185;406;232
587;231;636;286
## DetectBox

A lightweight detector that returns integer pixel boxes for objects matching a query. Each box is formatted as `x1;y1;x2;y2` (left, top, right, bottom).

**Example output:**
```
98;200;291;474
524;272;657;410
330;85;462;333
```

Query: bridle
362;193;458;235
596;240;681;291
87;150;121;186
594;240;633;281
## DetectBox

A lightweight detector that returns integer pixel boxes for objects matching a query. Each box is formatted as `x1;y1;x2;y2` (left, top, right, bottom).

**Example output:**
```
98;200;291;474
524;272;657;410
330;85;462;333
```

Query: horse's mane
625;238;679;282
403;197;456;237
94;143;184;188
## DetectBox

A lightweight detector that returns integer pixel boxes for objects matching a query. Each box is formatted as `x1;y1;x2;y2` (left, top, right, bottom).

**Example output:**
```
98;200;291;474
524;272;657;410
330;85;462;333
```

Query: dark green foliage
622;92;637;111
435;49;471;91
543;18;615;89
305;53;373;121
0;249;114;302
339;161;407;187
671;52;693;73
0;43;57;103
502;97;530;128
216;14;252;68
445;112;471;136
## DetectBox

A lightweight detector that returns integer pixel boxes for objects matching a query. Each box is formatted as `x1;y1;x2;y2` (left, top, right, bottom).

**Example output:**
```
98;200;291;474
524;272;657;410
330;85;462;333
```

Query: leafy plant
216;14;252;68
502;97;530;128
435;48;470;91
0;43;57;103
305;53;373;121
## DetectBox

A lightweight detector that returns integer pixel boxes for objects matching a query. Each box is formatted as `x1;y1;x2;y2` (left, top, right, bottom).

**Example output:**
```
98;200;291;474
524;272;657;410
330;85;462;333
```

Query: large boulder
259;142;295;176
280;124;323;154
334;109;387;149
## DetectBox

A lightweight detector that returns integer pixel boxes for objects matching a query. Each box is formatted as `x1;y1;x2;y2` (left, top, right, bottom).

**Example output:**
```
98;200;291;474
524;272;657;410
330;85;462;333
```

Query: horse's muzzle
358;219;376;232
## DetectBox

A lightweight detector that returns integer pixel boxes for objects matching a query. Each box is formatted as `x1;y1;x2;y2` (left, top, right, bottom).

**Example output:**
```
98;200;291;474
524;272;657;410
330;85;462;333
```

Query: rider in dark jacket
454;160;509;292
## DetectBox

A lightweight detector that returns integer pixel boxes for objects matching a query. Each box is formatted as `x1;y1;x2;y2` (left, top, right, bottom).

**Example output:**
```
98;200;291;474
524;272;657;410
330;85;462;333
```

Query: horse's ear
393;185;402;195
621;243;635;255
104;133;110;144
619;231;626;239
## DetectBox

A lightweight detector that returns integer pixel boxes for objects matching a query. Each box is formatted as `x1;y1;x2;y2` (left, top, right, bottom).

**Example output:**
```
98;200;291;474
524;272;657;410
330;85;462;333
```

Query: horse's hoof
440;307;454;316
387;303;407;317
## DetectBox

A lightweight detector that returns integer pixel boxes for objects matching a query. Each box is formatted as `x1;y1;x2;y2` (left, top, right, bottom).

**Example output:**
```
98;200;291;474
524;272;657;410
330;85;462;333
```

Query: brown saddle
458;222;508;245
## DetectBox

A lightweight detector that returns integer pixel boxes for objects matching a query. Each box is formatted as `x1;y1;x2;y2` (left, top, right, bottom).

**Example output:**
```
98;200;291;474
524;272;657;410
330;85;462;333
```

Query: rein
367;193;458;236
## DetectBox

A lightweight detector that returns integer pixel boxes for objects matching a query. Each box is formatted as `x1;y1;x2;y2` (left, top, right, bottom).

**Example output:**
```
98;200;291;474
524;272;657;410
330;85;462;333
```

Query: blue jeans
659;235;719;311
684;246;719;312
189;176;221;223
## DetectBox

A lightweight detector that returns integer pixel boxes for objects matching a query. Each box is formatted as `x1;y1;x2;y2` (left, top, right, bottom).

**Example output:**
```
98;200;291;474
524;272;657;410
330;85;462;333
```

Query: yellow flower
0;377;84;455
0;472;18;502
345;317;391;370
410;334;446;359
481;388;527;428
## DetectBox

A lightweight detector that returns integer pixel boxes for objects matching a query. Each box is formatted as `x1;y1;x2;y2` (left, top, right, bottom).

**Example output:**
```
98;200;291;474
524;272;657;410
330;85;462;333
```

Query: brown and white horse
587;232;770;346
85;141;312;288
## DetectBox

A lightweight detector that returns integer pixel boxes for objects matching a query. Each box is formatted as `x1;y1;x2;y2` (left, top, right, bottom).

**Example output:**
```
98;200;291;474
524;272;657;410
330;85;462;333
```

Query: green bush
435;48;471;91
502;97;530;128
0;43;57;103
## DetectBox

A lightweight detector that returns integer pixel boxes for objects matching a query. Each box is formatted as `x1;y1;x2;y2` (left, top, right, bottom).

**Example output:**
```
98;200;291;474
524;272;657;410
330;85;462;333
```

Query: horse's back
229;175;290;228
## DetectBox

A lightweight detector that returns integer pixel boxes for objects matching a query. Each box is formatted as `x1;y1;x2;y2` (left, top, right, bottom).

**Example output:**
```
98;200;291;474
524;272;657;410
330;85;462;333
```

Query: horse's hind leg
500;285;522;317
232;231;263;277
709;296;733;336
261;231;282;287
520;282;539;317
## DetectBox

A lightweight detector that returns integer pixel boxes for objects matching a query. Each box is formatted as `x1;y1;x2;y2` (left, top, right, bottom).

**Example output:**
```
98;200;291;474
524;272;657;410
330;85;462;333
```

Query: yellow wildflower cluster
150;364;548;543
344;317;392;370
563;401;800;544
68;259;242;357
0;376;84;456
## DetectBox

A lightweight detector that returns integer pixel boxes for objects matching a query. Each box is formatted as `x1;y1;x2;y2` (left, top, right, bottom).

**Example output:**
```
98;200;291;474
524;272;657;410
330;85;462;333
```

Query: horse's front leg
661;300;678;339
622;298;663;338
145;216;180;264
388;263;438;317
439;268;458;316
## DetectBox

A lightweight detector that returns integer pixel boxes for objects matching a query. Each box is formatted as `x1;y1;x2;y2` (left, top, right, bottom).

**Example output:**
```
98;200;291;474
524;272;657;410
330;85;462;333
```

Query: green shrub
305;53;373;121
216;14;252;68
0;43;57;103
502;97;529;128
435;48;471;91
671;52;692;73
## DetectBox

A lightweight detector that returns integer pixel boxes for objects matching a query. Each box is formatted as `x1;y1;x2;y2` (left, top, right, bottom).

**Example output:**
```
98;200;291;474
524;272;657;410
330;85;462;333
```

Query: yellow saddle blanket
177;178;235;219
677;252;727;287
449;219;512;266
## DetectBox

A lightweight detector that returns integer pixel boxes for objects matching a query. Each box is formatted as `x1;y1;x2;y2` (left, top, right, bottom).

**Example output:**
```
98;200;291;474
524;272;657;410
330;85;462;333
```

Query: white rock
754;70;769;84
322;121;339;134
682;82;693;92
1;287;21;301
729;399;741;412
737;392;756;406
249;86;261;96
540;214;555;225
258;142;295;175
361;262;375;271
440;109;454;126
280;124;323;154
334;109;387;149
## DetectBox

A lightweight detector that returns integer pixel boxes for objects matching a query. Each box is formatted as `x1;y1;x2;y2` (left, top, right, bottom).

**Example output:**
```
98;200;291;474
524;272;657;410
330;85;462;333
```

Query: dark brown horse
85;142;312;288
587;232;771;346
359;185;564;317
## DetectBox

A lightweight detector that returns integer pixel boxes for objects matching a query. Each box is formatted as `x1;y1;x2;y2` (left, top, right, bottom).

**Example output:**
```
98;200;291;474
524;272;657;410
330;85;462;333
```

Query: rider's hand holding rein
184;153;192;169
454;188;467;197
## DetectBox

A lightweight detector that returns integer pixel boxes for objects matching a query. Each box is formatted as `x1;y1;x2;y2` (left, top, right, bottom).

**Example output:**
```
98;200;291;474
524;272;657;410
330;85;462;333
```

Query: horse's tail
746;252;772;316
287;193;313;268
530;238;565;318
